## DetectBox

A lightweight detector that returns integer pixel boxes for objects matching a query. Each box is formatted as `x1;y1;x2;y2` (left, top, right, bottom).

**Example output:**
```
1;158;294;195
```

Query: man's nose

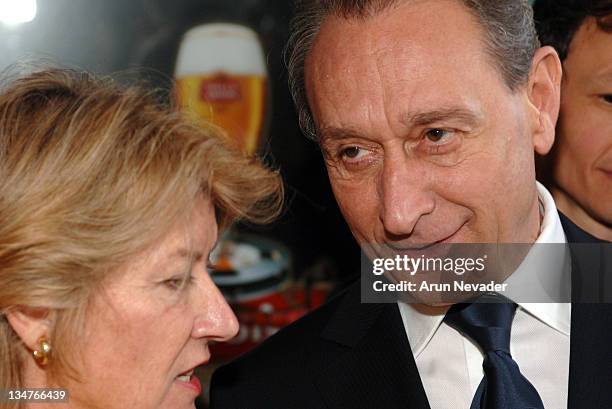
379;156;435;237
192;274;239;341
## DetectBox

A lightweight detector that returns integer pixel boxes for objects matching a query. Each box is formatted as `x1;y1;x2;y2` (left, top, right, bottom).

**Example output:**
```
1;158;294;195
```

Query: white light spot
0;0;37;26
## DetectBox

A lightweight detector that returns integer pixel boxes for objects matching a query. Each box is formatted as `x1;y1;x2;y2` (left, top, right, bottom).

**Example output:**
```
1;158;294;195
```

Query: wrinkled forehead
306;1;498;87
308;0;492;59
304;0;504;130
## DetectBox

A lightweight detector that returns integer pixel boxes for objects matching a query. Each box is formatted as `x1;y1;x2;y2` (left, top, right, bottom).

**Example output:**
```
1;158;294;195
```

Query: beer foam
175;23;267;77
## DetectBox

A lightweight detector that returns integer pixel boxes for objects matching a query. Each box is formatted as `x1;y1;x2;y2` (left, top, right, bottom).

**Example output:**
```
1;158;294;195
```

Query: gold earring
32;337;51;366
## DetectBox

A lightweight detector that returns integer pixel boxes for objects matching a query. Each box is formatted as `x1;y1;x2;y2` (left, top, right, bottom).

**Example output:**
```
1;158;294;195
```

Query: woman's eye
164;278;183;289
163;275;192;290
601;94;612;104
425;128;450;142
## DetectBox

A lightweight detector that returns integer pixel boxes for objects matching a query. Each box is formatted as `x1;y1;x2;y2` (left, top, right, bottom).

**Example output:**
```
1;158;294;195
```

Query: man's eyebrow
318;126;366;143
403;108;483;127
318;108;482;142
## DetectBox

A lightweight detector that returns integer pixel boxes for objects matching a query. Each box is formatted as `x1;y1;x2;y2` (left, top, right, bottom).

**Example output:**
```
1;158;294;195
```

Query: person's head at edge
286;0;562;253
0;67;283;409
534;0;612;241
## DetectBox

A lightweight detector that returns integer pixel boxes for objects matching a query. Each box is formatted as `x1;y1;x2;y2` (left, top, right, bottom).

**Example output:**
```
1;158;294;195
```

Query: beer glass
175;23;268;155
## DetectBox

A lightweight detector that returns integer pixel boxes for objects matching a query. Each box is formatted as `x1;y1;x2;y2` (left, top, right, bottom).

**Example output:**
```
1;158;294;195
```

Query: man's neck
551;187;612;242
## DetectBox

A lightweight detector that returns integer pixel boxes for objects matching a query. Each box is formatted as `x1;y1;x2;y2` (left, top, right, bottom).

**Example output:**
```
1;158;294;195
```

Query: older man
210;1;612;408
534;0;612;242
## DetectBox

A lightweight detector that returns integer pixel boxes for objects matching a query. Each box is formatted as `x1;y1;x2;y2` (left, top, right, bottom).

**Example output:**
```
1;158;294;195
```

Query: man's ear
5;306;53;351
526;46;562;155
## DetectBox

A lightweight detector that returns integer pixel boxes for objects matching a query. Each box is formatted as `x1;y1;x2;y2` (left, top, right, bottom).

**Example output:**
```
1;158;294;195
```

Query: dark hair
533;0;612;61
286;0;540;140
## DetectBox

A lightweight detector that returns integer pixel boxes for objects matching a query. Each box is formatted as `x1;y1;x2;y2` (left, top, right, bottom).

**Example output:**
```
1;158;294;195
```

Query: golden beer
176;73;266;155
175;23;268;156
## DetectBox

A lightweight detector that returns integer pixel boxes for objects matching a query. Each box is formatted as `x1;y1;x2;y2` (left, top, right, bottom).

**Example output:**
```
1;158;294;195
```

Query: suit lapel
561;213;612;409
568;304;612;409
310;213;612;409
313;283;430;409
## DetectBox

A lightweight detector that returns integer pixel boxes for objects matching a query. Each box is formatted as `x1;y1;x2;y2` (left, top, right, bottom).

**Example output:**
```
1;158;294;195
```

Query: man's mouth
385;227;464;252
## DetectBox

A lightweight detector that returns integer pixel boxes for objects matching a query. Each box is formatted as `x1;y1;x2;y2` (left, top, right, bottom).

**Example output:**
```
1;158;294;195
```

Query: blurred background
0;0;360;406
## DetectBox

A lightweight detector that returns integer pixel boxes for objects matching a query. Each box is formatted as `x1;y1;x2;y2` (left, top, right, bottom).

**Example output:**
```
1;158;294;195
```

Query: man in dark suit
533;0;612;242
210;1;612;407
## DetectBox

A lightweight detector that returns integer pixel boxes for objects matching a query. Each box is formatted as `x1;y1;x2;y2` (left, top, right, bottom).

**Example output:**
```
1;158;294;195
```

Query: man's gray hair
286;0;540;141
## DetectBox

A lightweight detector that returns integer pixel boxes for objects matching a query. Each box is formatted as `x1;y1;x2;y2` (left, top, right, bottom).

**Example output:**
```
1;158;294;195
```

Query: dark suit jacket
210;214;612;409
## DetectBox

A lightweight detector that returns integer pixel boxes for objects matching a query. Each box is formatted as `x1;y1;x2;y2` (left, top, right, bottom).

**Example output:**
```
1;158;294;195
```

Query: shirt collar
398;302;447;358
534;181;566;245
506;182;570;336
398;182;570;357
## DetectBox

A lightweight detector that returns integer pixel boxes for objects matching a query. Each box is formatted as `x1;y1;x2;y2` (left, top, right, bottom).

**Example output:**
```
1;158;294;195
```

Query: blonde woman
0;68;282;409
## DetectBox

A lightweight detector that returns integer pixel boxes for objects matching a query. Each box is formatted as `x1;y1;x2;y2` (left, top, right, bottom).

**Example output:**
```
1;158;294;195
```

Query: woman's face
67;196;238;409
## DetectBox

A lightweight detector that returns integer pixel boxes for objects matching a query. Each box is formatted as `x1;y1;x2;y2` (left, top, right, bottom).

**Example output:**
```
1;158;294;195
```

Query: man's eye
340;146;365;160
420;128;461;156
425;129;449;142
602;94;612;104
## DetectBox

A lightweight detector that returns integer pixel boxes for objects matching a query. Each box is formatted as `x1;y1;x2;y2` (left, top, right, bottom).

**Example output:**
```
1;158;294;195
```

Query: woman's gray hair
286;0;540;141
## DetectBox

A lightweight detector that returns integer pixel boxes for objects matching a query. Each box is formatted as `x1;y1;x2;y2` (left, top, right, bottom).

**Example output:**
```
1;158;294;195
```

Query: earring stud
32;337;51;366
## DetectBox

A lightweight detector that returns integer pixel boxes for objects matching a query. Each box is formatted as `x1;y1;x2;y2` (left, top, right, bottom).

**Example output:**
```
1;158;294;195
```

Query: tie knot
444;297;517;354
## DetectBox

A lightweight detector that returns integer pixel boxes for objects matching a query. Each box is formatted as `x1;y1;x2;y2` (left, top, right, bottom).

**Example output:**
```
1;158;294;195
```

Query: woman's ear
526;46;562;156
5;306;53;352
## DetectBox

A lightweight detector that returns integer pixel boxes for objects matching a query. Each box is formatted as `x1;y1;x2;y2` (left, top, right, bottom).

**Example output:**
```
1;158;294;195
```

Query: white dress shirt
398;183;570;409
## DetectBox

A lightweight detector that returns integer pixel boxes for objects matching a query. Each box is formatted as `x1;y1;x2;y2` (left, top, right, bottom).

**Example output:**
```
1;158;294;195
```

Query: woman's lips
600;168;612;179
189;376;202;395
175;370;202;395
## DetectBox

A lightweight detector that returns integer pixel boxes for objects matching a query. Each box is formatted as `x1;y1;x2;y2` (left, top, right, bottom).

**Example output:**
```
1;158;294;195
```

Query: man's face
553;17;612;237
305;0;543;252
